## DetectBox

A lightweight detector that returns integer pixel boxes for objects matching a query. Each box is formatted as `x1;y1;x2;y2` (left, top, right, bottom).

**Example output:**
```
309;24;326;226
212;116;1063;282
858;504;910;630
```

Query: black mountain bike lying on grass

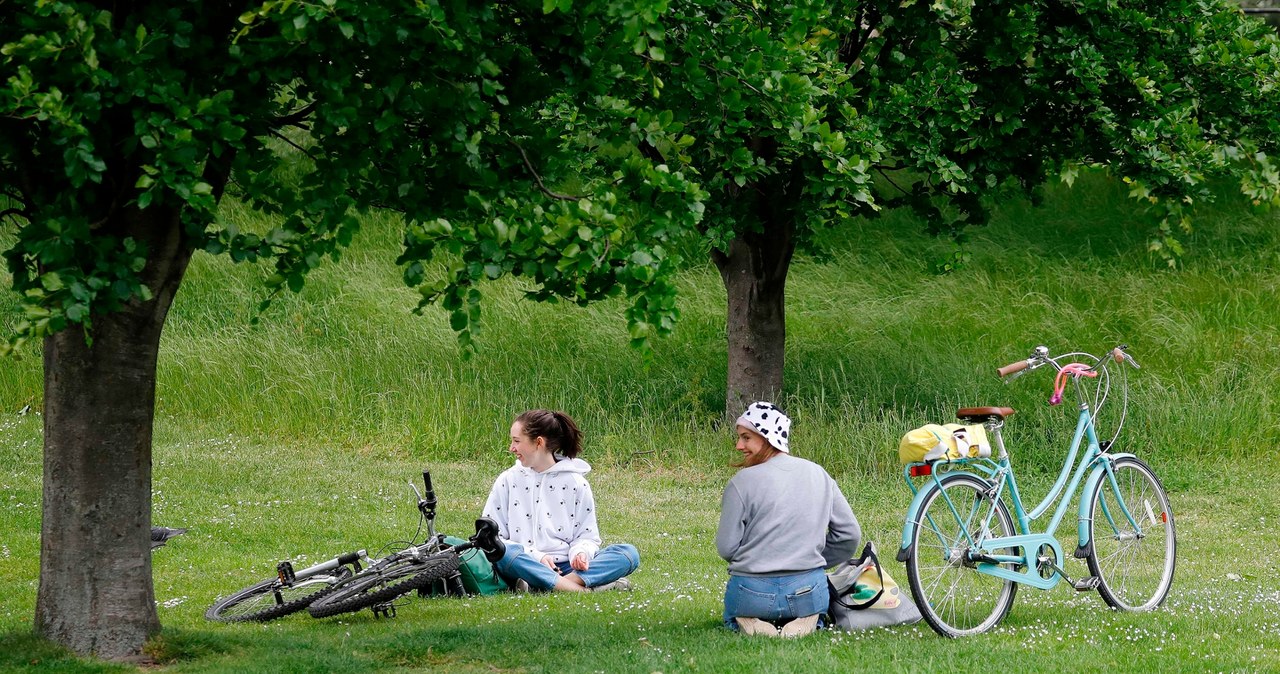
205;546;365;622
206;470;505;623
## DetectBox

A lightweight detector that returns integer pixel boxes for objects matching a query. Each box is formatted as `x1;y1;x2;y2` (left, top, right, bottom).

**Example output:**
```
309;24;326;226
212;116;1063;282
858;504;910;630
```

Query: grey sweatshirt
715;453;861;576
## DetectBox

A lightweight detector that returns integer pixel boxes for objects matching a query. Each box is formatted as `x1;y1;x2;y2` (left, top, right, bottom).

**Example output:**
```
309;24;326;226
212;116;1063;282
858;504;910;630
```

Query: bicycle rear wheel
1086;456;1176;611
206;567;352;622
906;473;1019;637
308;553;459;618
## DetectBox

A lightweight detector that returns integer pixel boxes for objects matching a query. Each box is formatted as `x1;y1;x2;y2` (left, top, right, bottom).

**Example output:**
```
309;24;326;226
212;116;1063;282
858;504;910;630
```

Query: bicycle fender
1076;452;1137;553
897;470;988;563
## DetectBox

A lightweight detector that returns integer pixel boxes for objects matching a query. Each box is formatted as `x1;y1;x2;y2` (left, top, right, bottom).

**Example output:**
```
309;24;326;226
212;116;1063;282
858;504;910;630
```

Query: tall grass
5;172;1275;479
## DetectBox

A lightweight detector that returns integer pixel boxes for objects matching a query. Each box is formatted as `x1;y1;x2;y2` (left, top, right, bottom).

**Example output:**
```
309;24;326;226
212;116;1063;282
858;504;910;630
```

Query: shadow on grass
0;631;133;673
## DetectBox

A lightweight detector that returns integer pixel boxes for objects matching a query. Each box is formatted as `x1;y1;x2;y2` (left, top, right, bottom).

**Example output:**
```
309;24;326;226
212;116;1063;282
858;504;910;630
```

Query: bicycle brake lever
408;480;423;501
1002;368;1029;383
1112;345;1141;369
1004;358;1047;383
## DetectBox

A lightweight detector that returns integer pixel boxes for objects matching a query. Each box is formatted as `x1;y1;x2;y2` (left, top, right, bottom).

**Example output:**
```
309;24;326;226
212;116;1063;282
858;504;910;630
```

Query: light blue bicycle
897;345;1176;637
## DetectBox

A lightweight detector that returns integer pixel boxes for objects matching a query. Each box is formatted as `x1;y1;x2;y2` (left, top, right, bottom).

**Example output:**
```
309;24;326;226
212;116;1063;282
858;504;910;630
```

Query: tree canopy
571;0;1280;410
1;0;703;357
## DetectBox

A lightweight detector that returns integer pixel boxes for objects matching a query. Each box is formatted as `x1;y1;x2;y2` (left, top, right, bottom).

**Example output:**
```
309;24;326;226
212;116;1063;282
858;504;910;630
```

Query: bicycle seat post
988;418;1009;460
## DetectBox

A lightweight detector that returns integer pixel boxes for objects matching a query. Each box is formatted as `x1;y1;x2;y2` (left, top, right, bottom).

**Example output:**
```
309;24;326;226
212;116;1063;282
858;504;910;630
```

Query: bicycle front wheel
308;553;459;618
1086;456;1176;611
906;473;1019;637
206;567;352;622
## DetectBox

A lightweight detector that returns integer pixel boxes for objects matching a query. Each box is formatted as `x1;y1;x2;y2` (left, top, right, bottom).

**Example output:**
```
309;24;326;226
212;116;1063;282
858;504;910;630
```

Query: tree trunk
34;205;191;660
712;209;797;418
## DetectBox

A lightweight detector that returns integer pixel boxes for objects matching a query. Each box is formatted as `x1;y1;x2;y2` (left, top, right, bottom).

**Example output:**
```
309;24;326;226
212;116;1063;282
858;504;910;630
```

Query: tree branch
637;139;665;163
202;149;236;204
0;207;30;225
274;102;317;128
268;129;320;162
876;166;909;195
510;141;583;201
839;4;882;71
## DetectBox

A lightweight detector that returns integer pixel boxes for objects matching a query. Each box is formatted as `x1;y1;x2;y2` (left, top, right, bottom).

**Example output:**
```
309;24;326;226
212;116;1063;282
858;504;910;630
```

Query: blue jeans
722;568;829;629
494;543;640;591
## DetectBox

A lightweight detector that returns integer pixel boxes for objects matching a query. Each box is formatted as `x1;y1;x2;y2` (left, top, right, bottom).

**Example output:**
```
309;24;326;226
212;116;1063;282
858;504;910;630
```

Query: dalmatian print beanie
735;401;791;453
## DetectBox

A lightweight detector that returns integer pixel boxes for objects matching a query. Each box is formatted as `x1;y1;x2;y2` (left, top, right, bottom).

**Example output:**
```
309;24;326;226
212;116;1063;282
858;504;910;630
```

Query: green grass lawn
3;174;1280;671
2;415;1277;673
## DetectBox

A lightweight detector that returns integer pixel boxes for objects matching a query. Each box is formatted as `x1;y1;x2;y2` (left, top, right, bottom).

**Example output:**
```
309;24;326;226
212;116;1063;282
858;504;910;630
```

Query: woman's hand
571;553;590;571
539;555;557;570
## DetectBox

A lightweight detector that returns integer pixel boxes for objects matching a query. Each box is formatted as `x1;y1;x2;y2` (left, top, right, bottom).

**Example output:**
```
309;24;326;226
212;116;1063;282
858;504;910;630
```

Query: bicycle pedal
1073;576;1100;591
371;603;397;619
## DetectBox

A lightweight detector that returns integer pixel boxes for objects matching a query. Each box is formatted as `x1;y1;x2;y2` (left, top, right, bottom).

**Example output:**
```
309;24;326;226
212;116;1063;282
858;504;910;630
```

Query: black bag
825;541;921;630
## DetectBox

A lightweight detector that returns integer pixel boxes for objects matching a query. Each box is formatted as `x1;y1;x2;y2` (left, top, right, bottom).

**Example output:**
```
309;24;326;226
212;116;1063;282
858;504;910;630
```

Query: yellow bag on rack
898;423;992;465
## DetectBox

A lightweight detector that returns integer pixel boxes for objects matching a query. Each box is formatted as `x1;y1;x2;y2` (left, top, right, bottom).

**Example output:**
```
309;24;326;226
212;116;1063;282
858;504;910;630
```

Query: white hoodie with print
482;457;602;563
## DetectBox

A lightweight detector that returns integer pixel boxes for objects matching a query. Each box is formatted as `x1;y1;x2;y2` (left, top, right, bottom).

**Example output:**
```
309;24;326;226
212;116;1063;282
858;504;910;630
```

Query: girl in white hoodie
482;409;639;592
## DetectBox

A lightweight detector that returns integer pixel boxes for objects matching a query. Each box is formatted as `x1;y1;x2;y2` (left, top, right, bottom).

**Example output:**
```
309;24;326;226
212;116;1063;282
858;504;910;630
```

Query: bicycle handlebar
999;344;1139;380
997;359;1031;378
422;470;437;510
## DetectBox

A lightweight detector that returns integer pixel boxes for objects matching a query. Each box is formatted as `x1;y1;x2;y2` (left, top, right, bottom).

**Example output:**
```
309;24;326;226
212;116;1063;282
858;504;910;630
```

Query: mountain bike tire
308;553;459;618
206;567;352;622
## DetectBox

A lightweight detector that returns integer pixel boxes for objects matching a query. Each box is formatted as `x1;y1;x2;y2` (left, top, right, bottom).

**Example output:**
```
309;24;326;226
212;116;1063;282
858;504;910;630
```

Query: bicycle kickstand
371;602;397;619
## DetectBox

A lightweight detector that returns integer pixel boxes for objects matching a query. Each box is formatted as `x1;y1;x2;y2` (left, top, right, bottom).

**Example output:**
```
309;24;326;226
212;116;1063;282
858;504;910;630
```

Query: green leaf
65;304;88;322
39;274;64;292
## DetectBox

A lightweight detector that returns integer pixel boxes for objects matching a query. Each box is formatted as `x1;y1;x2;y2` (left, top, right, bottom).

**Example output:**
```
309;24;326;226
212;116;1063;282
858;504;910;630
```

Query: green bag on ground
442;536;509;595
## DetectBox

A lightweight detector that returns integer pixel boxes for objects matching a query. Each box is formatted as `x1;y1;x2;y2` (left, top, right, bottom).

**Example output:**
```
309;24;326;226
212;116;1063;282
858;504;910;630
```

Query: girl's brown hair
515;409;583;459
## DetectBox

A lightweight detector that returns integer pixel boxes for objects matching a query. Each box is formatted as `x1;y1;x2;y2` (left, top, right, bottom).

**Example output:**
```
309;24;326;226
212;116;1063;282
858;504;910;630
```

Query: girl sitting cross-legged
482;409;639;592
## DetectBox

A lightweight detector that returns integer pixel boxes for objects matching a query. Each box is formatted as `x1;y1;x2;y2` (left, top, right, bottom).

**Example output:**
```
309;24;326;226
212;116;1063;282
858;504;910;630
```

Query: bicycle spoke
1087;458;1175;612
907;475;1017;637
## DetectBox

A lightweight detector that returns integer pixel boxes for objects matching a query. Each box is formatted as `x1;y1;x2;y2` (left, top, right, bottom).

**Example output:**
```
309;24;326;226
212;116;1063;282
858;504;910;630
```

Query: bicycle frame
364;470;469;597
897;402;1148;591
278;550;365;586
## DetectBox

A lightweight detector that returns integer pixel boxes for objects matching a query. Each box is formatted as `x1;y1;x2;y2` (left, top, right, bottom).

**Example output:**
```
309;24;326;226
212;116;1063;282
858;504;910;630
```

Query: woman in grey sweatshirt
715;402;861;637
